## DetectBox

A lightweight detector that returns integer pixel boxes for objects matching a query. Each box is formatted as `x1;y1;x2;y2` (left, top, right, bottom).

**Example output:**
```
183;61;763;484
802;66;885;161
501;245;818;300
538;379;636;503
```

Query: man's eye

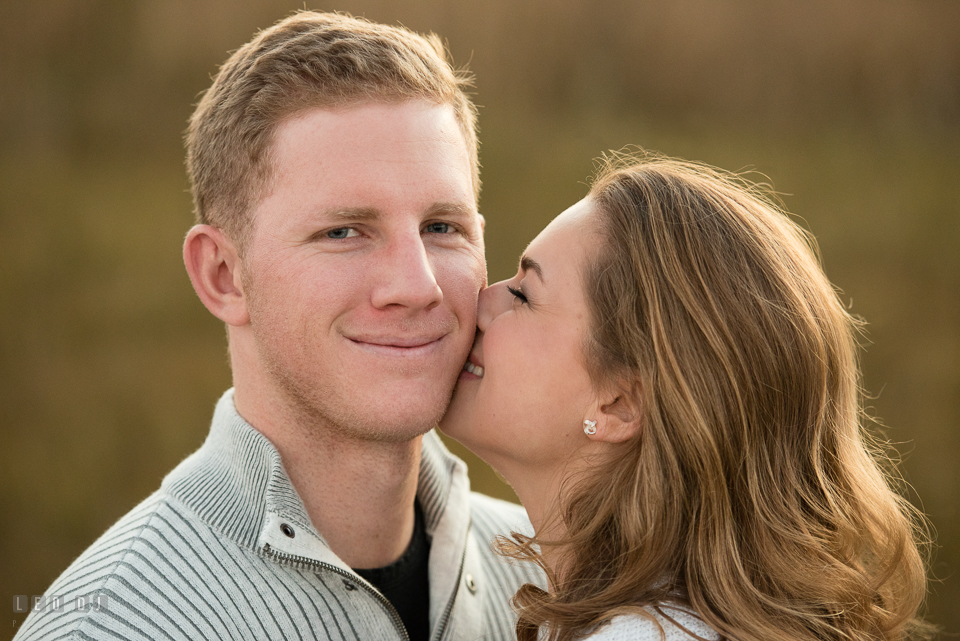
327;227;359;239
424;222;454;234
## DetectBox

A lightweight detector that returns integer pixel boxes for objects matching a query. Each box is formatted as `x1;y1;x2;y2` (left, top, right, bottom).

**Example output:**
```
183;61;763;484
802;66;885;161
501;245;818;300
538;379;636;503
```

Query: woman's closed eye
507;285;529;305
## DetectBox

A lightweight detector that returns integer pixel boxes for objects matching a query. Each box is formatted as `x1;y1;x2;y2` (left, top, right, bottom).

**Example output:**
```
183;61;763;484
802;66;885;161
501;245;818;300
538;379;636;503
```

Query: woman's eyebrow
520;255;544;283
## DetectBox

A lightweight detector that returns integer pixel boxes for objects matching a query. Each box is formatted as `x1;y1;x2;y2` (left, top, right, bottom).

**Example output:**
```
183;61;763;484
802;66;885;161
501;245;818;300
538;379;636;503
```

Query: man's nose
370;233;443;311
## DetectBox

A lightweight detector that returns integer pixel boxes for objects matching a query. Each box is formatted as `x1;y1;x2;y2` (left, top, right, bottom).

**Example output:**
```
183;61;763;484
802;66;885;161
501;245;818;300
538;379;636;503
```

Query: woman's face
441;198;602;478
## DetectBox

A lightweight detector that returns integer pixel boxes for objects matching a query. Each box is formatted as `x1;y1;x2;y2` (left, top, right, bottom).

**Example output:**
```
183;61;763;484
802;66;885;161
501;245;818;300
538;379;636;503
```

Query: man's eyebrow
520;255;544;282
322;207;380;222
303;207;379;243
321;203;475;221
426;202;476;218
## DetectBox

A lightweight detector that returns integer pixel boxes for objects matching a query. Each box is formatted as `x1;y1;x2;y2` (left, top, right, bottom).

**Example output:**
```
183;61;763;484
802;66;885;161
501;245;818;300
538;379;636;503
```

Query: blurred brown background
2;0;958;637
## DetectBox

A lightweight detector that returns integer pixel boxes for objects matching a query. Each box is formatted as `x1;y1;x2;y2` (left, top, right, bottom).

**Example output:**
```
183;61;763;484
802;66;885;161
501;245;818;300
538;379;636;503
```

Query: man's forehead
275;100;461;142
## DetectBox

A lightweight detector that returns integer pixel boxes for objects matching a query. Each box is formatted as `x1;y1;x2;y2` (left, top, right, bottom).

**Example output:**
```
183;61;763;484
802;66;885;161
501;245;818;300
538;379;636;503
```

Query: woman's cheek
488;324;523;379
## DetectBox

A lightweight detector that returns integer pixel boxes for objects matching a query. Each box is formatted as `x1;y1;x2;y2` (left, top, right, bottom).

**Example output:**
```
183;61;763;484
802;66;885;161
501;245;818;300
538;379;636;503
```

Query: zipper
430;541;467;641
261;542;410;641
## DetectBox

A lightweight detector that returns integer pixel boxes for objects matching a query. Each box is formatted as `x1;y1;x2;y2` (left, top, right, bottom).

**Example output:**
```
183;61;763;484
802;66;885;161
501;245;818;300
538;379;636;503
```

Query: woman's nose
476;280;510;332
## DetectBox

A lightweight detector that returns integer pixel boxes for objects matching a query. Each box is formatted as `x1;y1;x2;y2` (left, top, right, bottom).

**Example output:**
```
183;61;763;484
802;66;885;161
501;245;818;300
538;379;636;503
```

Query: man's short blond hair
185;11;479;250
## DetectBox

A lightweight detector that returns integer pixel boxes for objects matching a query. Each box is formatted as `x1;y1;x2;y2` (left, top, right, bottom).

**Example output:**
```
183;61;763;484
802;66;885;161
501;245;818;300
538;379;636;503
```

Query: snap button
342;579;357;591
280;523;295;538
464;573;477;594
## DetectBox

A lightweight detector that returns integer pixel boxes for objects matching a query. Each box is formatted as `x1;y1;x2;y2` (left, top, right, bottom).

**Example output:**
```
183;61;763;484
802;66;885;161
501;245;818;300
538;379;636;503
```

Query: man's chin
353;417;440;445
436;383;474;441
343;396;450;444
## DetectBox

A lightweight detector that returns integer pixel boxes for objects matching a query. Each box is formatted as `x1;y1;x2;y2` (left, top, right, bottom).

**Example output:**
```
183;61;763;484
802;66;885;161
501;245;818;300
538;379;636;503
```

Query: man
16;11;543;641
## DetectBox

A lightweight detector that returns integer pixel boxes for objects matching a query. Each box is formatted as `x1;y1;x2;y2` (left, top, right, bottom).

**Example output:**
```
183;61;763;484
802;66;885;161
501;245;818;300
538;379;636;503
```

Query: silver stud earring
583;419;597;435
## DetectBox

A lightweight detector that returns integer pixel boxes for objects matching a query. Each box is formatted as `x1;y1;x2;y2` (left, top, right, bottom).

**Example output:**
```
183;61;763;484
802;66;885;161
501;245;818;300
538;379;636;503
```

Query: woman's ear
183;225;250;326
586;385;643;443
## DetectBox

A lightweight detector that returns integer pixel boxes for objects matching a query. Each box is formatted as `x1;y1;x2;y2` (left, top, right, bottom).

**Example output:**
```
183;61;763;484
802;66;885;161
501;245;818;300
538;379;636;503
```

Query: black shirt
353;502;431;641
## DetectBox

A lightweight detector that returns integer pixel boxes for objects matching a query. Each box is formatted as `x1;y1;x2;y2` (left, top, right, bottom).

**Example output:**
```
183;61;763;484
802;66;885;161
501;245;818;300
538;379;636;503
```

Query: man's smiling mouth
346;334;447;356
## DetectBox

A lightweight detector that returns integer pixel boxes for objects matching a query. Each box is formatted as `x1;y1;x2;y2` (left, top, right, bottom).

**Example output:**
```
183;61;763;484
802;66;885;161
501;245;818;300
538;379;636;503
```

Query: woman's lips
461;352;484;378
463;361;484;377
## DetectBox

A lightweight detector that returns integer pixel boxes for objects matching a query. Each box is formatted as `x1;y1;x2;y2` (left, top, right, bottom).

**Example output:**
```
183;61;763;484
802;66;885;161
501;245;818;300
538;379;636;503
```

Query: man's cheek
442;247;487;290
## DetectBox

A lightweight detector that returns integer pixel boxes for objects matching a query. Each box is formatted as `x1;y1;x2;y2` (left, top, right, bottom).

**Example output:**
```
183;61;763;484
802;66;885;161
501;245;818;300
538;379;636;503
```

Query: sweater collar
161;389;471;566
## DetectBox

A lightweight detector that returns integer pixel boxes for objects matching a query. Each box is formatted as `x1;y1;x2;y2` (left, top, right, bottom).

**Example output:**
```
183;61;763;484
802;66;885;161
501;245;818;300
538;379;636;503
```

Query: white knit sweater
583;606;719;641
16;390;545;640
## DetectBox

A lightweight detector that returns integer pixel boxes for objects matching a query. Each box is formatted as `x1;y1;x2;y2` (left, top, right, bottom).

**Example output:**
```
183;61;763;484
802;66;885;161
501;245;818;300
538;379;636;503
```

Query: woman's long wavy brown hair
498;152;930;641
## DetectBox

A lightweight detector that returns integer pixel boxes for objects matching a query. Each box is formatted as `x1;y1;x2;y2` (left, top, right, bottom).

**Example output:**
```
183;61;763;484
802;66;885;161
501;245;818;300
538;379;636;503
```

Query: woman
441;153;930;641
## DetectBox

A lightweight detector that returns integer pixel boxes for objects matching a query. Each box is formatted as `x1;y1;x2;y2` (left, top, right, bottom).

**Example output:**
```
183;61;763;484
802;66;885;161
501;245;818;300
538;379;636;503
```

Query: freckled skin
240;101;486;442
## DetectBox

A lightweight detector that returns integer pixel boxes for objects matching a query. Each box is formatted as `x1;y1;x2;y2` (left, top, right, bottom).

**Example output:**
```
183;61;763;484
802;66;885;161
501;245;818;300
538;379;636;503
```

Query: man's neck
232;375;422;569
274;420;422;570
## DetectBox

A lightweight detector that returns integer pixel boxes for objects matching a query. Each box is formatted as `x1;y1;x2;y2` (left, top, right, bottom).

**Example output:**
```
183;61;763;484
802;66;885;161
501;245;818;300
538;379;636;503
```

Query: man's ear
183;225;249;326
585;384;643;444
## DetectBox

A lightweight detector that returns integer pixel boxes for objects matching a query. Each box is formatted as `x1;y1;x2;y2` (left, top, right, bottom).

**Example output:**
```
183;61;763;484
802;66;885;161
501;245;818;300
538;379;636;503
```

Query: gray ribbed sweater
15;390;544;640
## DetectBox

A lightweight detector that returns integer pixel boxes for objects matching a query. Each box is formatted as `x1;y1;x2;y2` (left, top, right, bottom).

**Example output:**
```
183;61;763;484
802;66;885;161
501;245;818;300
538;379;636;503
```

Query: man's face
240;100;485;441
